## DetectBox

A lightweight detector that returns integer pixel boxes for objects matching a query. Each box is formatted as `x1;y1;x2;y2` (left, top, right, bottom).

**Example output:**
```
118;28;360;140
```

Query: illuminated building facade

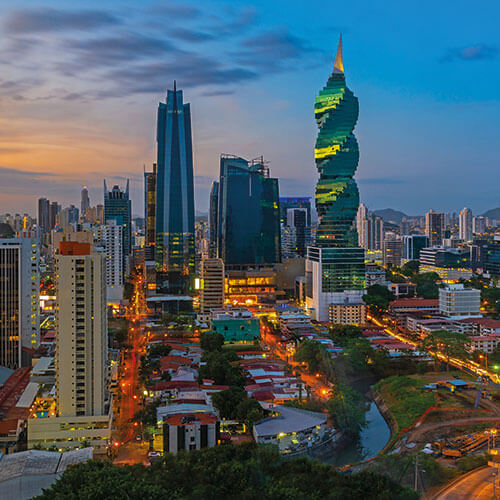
155;83;195;294
144;163;157;260
214;155;280;267
425;210;444;247
104;181;131;261
0;230;40;369
306;36;365;321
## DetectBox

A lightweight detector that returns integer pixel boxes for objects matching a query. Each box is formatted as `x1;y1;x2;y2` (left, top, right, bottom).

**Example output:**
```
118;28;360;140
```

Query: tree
415;272;440;299
198;351;245;387
329;324;362;345
211;386;247;419
401;260;420;278
420;330;470;370
327;383;366;438
35;443;418;500
344;337;374;371
200;332;225;352
295;339;329;374
363;284;395;317
148;344;172;358
481;287;500;314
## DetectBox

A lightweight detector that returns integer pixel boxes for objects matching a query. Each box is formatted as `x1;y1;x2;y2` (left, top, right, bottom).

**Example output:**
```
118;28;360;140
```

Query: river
326;400;391;466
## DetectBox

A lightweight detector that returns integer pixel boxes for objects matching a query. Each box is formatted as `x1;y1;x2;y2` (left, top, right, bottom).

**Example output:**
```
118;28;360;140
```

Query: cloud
203;6;257;38
149;3;201;20
358;177;406;185
62;32;177;69
441;44;498;62
201;89;235;97
4;8;120;34
169;28;215;43
236;29;318;72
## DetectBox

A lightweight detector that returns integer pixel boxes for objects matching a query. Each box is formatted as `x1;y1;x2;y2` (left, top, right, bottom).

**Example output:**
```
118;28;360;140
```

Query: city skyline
1;1;499;216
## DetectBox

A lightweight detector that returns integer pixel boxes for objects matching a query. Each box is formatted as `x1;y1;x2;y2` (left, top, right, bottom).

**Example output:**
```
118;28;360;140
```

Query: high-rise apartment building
199;258;224;320
58;205;79;229
306;36;365;321
155;83;195;294
55;242;108;417
0;229;40;369
104;181;131;266
81;186;90;220
357;204;383;251
425;210;444;247
472;216;487;235
98;221;123;302
208;181;219;259
459;207;473;242
213;154;280;267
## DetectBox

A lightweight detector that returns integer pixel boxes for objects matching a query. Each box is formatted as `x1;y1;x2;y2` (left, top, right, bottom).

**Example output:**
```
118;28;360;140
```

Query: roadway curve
431;466;500;499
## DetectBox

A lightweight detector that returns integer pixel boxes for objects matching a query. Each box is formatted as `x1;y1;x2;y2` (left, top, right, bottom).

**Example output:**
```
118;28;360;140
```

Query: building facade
459;207;473;242
104;181;131;263
98;221;123;302
144;163;157;257
155;84;195;294
306;36;365;321
199;258;224;320
425;210;444;247
214;155;280;267
55;242;108;418
439;284;480;318
403;235;429;262
0;232;40;369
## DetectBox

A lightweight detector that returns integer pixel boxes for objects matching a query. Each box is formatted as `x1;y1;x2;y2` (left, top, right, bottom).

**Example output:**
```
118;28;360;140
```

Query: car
136;435;142;442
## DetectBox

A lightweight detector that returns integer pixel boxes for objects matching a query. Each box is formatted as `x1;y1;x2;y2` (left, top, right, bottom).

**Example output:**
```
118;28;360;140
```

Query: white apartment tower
98;220;123;302
55;242;108;417
459;207;473;242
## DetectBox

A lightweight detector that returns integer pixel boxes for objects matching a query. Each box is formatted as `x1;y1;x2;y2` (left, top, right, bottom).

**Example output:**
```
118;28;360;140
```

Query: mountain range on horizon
372;207;500;224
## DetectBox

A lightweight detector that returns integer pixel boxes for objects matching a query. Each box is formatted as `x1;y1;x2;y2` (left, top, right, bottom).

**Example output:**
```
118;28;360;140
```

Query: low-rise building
210;308;260;343
470;336;500;354
439;284;481;319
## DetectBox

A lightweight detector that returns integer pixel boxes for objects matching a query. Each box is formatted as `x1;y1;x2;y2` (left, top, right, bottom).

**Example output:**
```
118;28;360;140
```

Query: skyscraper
279;197;312;226
81;186;90;219
55;242;107;417
459;207;473;242
155;83;195;294
214;154;280;267
144;163;157;248
0;227;40;369
209;181;219;259
425;209;444;247
356;204;383;251
306;36;365;321
403;234;429;261
38;198;50;233
98;220;124;302
49;201;60;230
104;180;131;262
282;208;309;258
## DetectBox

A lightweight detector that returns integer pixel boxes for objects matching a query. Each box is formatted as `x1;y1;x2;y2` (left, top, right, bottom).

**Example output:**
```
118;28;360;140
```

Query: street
433;466;500;499
112;272;148;464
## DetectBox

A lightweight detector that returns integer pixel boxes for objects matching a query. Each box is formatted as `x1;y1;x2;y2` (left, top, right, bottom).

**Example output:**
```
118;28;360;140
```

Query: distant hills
372;209;415;224
482;207;500;219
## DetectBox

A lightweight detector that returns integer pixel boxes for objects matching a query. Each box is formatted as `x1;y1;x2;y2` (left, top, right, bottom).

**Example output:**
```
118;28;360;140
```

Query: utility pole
414;454;419;492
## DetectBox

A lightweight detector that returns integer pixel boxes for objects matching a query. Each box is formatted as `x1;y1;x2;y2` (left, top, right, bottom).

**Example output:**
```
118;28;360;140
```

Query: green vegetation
198;350;245;387
420;330;470;370
368;452;456;495
375;375;436;430
456;453;490;472
362;284;395;317
295;338;334;378
329;324;362;344
134;399;161;428
211;386;264;428
36;443;418;500
414;272;440;299
200;331;225;352
327;383;366;437
401;260;420;278
481;287;500;314
148;343;172;358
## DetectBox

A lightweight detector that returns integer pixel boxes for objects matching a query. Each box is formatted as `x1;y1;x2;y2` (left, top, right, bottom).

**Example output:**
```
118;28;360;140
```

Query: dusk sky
0;0;499;217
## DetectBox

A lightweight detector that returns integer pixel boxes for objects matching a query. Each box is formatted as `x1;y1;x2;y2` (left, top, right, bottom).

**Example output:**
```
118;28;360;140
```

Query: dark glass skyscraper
104;180;132;258
214;155;280;267
155;84;195;294
209;181;219;258
279;197;311;226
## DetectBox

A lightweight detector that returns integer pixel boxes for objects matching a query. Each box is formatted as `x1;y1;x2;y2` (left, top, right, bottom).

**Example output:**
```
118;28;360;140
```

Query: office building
383;237;403;267
400;217;410;236
403;235;429;262
104;181;131;272
144;163;157;250
98;221;123;302
38;198;50;234
199;258;224;321
214;154;280;267
281;208;309;258
81;187;90;220
49;202;59;230
58;205;79;229
225;267;278;305
459;207;473;242
155;83;195;294
208;181;219;258
306;36;365;321
279;197;312;226
0;228;40;369
55;242;108;417
420;246;472;281
439;284;480;319
425;210;444;247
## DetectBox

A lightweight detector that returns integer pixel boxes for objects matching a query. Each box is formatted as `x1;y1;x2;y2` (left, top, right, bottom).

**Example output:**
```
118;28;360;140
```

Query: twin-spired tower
306;36;366;321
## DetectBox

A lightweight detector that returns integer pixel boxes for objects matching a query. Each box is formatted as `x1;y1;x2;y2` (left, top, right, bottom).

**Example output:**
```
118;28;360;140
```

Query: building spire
333;34;344;75
174;80;177;92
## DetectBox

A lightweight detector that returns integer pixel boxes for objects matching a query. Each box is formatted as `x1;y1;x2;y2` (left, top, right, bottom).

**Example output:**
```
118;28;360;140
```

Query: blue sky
0;0;499;217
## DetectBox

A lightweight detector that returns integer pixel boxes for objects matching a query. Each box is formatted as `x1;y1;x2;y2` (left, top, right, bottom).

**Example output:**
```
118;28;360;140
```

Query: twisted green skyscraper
314;35;359;248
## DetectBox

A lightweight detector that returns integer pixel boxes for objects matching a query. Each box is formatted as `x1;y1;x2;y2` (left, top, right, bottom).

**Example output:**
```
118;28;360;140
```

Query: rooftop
390;298;439;308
